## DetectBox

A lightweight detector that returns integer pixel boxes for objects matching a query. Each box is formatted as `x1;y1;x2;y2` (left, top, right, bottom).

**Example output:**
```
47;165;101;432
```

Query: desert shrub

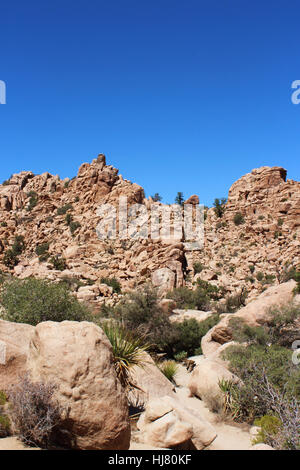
213;198;227;218
65;213;73;225
278;218;284;226
0;390;7;405
193;262;205;274
101;322;150;388
102;286;178;355
158;360;178;382
174;351;188;361
49;255;67;271
3;249;19;268
172;315;220;357
222;307;300;429
167;280;222;311
1;278;91;325
104;286;220;358
57;203;73;215
0;414;10;437
249;265;255;274
36;243;50;262
221;289;248;313
12;235;25;255
69;221;81;235
9;375;62;448
100;277;121;294
26;191;38;212
256;271;264;282
3;235;26;267
233;212;245;226
1;221;7;227
253;415;282;445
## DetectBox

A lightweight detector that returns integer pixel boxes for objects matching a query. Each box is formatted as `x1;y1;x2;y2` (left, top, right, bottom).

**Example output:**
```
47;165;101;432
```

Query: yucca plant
218;378;242;420
158;360;178;383
102;322;151;389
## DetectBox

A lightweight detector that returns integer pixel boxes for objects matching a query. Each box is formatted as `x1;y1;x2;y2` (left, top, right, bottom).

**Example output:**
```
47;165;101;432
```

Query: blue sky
0;0;299;206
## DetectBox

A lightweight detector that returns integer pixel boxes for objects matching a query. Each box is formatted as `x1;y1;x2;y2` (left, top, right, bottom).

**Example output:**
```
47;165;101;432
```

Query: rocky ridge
0;157;299;307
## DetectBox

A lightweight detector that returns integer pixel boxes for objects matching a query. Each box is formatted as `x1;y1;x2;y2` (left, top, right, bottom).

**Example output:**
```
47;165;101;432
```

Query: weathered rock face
0;159;299;305
137;395;217;450
26;321;130;450
128;352;175;407
188;359;241;410
187;165;300;301
0;320;34;392
201;280;297;357
0;155;186;307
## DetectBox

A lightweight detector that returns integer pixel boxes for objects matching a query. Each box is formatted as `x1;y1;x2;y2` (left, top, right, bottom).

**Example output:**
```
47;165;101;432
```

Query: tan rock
0;320;35;392
26;321;130;450
137;395;217;450
188;358;240;410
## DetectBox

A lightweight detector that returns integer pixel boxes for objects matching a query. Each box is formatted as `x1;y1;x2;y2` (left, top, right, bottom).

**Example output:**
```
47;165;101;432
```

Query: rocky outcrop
188;359;241;410
137;395;217;450
0;159;299;306
26;321;130;450
201;280;297;357
187;166;300;301
0;320;34;392
128;352;175;406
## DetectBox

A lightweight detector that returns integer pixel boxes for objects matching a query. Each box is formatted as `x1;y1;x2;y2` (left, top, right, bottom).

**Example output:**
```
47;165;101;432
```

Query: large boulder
0;320;34;392
137;395;217;450
201;280;297;357
128;352;175;407
151;268;176;297
26;321;130;450
188;358;240;411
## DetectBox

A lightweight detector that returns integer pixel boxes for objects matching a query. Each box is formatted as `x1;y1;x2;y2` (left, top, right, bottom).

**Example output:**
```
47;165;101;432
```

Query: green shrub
26;191;38;212
249;265;255;274
3;249;19;268
174;351;188;361
0;390;7;405
256;271;264;282
213;198;227;218
57;204;73;215
69;221;81;235
193;262;205;274
100;277;121;294
49;255;67;271
158;360;178;382
1;278;91;325
0;414;10;437
253;415;282;445
172;316;220;357
35;243;49;257
233;212;245;226
1;222;7;227
167;280;222;311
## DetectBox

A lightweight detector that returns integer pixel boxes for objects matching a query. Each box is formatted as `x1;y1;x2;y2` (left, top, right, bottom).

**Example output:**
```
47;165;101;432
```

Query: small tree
151;193;162;202
213;198;227;218
175;192;184;206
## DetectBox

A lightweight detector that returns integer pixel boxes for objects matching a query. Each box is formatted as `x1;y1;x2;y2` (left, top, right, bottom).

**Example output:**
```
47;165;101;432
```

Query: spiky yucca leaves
158;360;178;383
102;322;151;389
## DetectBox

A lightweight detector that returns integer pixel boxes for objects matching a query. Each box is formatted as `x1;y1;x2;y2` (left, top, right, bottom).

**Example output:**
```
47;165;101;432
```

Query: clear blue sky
0;0;299;206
